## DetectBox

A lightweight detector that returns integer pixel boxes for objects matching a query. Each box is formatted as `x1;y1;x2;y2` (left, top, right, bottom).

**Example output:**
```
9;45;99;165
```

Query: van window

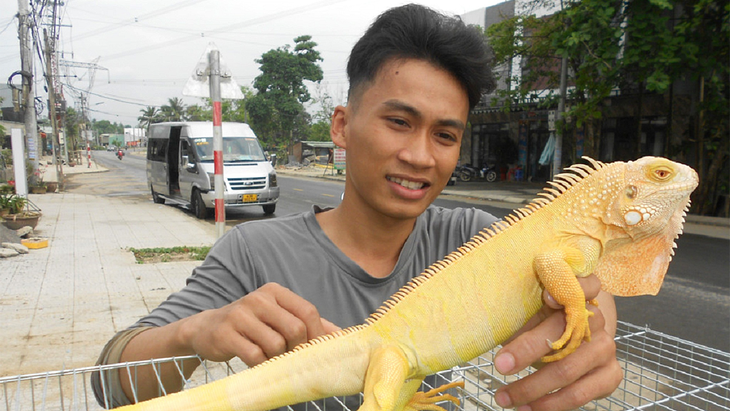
193;137;266;162
148;138;167;162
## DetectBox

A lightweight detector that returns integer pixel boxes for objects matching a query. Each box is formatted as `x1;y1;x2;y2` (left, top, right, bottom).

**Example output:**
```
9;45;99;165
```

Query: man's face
333;58;469;221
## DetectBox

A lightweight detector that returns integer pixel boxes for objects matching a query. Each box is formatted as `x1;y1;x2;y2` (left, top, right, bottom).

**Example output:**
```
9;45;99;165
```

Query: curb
276;168;730;229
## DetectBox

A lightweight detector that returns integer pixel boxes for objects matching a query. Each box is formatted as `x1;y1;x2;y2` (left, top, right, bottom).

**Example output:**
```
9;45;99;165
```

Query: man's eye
389;118;408;127
436;132;457;142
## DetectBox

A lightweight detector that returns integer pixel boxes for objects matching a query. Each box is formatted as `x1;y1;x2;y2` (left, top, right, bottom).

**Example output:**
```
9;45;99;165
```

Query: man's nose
397;132;436;169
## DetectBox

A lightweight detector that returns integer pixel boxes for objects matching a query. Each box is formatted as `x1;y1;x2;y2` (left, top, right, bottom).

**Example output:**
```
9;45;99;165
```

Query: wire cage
1;321;728;411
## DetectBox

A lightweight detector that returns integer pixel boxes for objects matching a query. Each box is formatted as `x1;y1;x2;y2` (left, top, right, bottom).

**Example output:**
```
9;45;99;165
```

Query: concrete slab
0;192;216;377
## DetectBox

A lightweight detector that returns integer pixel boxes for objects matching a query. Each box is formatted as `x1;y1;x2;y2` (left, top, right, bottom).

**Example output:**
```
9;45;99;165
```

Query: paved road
66;153;730;351
65;150;148;197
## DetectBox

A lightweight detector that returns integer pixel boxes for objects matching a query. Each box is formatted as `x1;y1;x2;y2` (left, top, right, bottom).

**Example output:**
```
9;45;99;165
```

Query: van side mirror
182;155;196;172
270;153;277;166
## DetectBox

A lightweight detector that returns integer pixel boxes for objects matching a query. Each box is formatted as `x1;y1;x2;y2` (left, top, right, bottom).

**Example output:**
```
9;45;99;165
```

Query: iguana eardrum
118;156;698;411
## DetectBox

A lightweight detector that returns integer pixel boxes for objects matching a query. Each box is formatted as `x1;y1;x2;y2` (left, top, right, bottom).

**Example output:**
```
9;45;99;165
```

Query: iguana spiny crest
535;156;698;296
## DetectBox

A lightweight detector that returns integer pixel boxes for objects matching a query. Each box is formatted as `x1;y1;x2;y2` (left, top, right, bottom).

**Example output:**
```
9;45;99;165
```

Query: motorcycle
456;163;498;182
117;150;124;160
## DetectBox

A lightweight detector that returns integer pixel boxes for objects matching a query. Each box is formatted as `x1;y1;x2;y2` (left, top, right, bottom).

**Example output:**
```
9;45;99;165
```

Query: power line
0;15;15;35
69;0;207;41
97;0;350;62
64;82;152;107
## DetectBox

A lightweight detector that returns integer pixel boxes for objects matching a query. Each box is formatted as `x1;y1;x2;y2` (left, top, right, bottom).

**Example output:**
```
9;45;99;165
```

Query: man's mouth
386;176;427;190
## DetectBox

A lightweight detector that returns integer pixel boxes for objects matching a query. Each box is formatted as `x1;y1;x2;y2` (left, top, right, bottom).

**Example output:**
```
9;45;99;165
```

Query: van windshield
193;137;267;162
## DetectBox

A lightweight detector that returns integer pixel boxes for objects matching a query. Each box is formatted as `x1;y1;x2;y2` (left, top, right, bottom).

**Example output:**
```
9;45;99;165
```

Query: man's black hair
347;3;495;110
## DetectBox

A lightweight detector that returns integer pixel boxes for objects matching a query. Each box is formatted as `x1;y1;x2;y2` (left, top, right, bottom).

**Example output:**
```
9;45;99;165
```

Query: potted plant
1;193;41;230
0;184;12;217
30;167;47;194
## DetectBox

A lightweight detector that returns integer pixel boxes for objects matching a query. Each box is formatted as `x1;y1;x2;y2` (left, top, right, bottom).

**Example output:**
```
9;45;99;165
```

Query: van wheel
151;187;165;204
192;190;209;219
262;204;276;215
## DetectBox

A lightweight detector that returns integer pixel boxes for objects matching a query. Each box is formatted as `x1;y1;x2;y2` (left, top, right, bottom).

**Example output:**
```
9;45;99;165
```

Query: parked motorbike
456;164;497;182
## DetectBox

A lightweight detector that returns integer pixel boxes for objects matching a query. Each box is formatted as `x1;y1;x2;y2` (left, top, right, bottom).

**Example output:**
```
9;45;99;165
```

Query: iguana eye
651;166;673;181
625;185;637;199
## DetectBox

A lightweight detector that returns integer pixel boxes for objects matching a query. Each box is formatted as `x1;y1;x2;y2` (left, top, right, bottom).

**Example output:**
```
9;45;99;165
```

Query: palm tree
161;97;186;121
138;106;159;129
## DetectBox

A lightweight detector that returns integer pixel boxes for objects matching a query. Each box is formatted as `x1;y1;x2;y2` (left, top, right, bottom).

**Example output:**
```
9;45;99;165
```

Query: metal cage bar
1;322;727;411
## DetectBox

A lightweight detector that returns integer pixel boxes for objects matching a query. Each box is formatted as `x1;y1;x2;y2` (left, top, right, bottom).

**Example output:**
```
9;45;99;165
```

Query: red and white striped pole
87;143;91;168
209;49;226;238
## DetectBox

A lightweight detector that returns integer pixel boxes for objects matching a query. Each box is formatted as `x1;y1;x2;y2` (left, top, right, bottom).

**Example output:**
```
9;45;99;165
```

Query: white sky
1;0;502;126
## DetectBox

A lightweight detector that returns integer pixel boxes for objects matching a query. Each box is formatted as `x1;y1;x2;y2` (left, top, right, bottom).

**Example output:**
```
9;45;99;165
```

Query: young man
93;4;621;410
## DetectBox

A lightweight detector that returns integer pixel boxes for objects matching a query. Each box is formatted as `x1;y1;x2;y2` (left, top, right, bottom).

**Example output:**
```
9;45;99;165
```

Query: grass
128;246;211;264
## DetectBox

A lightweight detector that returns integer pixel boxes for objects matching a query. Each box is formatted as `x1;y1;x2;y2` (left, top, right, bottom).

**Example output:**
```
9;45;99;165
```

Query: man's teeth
387;177;425;190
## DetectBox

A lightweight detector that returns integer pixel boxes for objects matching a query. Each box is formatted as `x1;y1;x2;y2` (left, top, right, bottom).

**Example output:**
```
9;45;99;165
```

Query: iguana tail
120;327;373;411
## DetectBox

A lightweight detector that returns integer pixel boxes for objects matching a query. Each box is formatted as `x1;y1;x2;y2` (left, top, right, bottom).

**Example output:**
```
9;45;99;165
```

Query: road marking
293;188;304;192
321;193;335;197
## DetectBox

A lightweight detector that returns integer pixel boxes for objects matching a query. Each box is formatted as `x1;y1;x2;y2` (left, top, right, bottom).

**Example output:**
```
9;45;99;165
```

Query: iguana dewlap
118;156;698;411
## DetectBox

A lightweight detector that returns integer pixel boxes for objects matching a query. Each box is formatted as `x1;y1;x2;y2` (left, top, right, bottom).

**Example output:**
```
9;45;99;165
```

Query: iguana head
594;156;699;296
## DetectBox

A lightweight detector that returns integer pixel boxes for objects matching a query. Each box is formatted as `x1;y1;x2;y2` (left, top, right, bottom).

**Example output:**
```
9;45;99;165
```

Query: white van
147;121;279;218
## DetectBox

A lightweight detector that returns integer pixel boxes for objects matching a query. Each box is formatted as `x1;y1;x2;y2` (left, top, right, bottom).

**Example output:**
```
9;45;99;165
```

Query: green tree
193;86;256;123
487;0;728;215
138;106;160;129
307;82;337;141
223;86;255;123
65;107;81;152
91;119;122;135
185;103;210;121
160;97;186;121
246;35;323;146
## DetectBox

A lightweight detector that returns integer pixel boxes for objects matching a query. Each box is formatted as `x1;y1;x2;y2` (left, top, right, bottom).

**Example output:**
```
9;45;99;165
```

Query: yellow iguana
117;156;698;411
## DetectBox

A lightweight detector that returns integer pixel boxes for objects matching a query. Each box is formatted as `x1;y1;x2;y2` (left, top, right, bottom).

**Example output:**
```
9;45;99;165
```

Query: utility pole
17;0;40;181
552;56;568;178
44;29;64;189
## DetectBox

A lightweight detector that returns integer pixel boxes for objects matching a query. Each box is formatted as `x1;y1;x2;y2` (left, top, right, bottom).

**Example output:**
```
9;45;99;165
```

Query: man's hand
180;283;340;366
493;275;623;411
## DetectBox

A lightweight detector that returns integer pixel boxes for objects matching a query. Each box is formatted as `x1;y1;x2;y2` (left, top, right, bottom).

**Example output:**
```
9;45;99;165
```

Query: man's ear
330;105;348;149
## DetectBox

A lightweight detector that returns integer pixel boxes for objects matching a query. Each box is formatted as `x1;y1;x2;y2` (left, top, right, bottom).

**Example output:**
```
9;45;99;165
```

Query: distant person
93;4;620;410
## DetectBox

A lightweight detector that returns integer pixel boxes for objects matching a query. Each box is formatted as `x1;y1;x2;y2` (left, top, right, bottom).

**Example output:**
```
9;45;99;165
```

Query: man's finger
543;275;601;310
321;318;341;334
496;332;619;409
495;310;566;375
270;285;328;341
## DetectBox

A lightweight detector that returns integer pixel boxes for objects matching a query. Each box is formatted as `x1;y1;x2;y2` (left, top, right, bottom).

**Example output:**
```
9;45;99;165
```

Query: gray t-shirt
137;205;498;330
94;205;498;408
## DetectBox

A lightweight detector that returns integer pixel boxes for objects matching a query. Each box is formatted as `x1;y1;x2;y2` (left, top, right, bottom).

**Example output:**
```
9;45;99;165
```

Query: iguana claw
542;307;594;362
405;381;465;411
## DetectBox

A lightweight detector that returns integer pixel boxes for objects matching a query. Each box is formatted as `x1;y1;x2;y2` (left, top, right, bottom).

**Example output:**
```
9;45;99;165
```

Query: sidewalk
39;153;109;184
0;191;216;376
1;158;728;379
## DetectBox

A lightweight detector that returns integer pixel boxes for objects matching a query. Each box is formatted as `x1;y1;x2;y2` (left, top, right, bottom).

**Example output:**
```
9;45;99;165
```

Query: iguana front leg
533;245;596;362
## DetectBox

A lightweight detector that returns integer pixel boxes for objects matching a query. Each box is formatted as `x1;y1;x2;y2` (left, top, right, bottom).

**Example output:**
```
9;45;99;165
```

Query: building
461;1;706;185
124;127;147;147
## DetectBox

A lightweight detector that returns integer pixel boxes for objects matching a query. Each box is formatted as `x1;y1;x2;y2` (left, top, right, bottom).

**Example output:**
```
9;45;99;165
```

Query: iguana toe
405;381;464;411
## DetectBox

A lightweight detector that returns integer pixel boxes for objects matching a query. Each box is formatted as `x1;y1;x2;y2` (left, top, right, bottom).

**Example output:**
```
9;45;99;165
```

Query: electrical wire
97;0;351;61
0;15;16;36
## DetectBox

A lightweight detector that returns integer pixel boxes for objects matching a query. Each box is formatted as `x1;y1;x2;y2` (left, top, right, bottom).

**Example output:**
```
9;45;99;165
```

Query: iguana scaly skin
119;156;698;411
